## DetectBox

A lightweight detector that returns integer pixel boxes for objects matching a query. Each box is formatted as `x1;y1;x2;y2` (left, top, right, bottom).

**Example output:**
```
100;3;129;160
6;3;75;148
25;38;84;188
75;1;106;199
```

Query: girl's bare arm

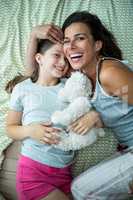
6;110;59;144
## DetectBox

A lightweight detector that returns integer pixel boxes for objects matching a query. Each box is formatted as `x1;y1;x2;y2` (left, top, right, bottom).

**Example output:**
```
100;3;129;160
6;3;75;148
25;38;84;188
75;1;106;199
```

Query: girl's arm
25;24;63;76
6;110;60;144
100;60;133;105
6;110;28;140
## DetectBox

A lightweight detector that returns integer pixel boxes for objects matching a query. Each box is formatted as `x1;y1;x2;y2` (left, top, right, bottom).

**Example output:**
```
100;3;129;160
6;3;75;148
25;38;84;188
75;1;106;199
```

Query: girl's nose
59;57;66;67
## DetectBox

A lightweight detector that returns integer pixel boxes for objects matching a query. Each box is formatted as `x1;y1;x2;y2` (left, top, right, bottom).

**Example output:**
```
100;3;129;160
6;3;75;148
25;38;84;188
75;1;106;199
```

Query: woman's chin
70;64;83;71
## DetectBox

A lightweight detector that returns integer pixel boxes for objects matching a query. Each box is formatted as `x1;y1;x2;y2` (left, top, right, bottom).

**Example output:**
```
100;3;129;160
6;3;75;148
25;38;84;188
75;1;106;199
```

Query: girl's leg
71;152;133;200
41;189;72;200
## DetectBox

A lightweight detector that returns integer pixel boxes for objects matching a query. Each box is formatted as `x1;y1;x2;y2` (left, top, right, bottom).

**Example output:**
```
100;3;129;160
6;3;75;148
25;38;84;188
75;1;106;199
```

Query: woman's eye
77;37;85;40
63;40;70;44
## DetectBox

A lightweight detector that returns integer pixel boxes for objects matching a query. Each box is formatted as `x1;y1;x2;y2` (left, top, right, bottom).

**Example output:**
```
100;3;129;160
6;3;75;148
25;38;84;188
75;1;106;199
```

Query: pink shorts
16;155;72;200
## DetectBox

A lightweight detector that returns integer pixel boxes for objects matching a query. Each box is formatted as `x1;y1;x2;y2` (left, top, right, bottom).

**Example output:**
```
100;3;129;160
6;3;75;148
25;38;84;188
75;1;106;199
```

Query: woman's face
63;22;101;71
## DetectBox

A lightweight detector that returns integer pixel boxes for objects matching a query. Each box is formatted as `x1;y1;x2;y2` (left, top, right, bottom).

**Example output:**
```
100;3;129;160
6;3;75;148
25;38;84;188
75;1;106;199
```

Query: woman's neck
81;56;101;90
82;59;97;80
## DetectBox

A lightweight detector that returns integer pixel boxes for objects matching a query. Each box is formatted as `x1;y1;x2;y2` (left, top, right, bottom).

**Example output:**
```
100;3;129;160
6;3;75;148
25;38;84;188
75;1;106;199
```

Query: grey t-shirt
10;78;74;168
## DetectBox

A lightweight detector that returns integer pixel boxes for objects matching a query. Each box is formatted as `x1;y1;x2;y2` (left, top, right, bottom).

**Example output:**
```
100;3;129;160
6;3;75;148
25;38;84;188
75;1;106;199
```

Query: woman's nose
65;40;76;49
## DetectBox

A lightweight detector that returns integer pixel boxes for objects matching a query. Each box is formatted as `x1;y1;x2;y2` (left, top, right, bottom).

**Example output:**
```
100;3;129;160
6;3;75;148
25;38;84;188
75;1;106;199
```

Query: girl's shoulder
16;78;31;86
12;78;32;93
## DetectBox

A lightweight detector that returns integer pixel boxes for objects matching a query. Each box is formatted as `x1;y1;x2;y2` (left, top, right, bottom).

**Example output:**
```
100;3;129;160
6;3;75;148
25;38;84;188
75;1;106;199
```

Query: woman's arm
100;60;133;105
68;110;101;135
25;24;63;76
6;110;60;144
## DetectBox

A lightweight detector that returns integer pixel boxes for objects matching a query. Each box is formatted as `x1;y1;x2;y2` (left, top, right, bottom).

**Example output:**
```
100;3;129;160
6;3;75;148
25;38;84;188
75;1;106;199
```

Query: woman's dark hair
62;11;122;59
5;39;54;93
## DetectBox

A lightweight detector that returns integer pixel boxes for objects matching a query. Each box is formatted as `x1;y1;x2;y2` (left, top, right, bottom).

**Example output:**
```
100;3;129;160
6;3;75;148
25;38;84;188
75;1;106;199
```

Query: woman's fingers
95;119;104;128
70;123;82;133
69;122;89;135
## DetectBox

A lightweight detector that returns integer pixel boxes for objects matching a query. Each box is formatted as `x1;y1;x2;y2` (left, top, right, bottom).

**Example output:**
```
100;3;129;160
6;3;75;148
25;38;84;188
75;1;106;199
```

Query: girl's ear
95;40;103;52
35;53;42;65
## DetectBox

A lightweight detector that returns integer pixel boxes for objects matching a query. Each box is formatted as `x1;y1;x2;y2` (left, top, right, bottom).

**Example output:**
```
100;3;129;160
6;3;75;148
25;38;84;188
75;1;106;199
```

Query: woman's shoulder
99;58;131;83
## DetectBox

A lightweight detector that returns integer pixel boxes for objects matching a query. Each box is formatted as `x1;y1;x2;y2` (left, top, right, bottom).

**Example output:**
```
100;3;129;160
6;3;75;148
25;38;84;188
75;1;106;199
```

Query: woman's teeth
70;53;83;59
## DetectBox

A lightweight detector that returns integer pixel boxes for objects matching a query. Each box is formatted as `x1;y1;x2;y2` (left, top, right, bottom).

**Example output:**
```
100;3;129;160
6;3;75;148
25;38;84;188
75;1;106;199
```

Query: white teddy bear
51;71;105;151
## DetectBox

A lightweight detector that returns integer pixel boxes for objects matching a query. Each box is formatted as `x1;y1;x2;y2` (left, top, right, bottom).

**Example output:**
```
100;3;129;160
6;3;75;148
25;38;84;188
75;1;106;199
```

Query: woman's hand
31;24;63;43
95;118;104;128
29;122;60;145
68;111;101;135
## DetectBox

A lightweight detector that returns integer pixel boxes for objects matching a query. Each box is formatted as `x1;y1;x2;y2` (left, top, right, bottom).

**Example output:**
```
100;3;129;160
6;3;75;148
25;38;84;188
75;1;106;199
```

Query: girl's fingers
40;132;59;144
41;122;52;126
41;137;58;145
44;132;60;140
45;127;60;134
33;24;63;42
48;24;63;41
48;30;63;43
51;24;63;37
50;27;63;39
47;34;60;43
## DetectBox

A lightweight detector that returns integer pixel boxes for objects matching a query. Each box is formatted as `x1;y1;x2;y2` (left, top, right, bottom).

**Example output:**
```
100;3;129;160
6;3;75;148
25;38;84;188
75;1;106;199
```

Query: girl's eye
54;54;60;58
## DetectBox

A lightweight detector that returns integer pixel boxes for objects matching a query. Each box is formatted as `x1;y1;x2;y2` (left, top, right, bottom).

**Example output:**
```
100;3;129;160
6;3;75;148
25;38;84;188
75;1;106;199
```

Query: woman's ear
95;40;103;52
35;53;42;65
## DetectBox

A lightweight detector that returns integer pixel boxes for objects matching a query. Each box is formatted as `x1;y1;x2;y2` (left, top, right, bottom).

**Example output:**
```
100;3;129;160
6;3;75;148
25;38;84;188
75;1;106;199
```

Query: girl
6;39;76;200
25;11;133;199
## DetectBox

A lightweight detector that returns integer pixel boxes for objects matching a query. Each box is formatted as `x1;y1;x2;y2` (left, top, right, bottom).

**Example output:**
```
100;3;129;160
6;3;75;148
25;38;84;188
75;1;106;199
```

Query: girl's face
63;22;102;71
36;43;69;78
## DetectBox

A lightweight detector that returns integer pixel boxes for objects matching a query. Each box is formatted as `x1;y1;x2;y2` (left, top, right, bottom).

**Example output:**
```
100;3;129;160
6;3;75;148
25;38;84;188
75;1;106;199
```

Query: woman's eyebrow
74;33;87;37
64;33;88;39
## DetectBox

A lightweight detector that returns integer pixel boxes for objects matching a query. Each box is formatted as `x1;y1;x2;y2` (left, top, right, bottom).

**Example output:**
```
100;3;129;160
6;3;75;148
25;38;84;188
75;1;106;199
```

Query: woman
25;11;133;199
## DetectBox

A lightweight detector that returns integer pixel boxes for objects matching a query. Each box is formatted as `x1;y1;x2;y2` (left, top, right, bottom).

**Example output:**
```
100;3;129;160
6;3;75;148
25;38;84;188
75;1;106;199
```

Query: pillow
0;141;21;200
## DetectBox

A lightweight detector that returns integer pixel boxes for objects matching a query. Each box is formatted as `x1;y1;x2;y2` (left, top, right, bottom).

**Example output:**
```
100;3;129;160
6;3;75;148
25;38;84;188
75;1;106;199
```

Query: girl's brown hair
5;39;55;93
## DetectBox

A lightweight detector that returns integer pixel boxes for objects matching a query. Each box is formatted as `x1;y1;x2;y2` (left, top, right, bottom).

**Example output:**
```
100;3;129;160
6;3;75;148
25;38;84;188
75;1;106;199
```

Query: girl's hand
68;111;100;135
31;24;63;43
29;122;60;144
25;24;63;76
